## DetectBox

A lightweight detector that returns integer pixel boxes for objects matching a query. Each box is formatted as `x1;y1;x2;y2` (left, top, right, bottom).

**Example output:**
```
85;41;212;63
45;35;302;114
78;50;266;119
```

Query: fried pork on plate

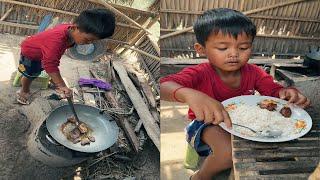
259;99;277;111
280;106;292;118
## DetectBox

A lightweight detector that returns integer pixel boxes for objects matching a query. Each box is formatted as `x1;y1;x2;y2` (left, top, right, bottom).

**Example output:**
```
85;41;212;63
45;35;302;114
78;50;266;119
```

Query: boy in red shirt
17;9;115;104
160;8;310;179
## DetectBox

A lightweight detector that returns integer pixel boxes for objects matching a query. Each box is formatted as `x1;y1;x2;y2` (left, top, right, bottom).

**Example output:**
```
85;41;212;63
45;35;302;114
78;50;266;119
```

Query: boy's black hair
74;8;116;39
193;8;256;46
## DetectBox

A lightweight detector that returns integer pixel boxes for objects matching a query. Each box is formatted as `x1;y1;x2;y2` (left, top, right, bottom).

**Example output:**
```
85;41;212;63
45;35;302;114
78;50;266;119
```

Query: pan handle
45;134;61;146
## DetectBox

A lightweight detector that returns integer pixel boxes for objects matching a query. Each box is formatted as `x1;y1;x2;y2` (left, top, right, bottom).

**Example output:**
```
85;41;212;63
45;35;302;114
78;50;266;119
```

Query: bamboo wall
160;0;320;58
133;35;160;95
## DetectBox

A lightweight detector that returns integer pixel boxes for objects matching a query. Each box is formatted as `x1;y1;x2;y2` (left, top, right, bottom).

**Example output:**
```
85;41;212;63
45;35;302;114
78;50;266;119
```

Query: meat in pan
61;116;94;146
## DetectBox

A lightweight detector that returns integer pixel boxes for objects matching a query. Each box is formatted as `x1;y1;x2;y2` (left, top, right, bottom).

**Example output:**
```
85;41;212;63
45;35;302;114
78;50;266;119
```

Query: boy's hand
48;72;72;98
279;88;310;108
180;88;232;128
56;86;73;98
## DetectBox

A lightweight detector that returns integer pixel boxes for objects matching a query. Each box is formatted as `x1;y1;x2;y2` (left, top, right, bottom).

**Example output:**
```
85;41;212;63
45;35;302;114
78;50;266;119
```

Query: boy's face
194;31;253;72
71;26;100;45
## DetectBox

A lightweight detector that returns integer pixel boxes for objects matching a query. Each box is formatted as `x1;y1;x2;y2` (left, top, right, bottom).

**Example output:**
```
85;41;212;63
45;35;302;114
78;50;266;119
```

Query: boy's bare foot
16;90;31;105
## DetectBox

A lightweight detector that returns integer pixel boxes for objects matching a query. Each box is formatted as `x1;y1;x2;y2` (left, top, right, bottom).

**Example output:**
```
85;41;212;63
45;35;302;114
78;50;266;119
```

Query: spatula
67;97;80;126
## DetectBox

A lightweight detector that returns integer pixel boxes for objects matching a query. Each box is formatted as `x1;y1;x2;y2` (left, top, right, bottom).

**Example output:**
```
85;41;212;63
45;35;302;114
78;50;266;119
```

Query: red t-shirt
20;24;73;73
160;63;283;119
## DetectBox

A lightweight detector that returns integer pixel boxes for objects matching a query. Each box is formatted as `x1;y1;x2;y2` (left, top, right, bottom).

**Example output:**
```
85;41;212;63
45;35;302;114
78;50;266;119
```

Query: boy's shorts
18;55;43;80
185;120;213;156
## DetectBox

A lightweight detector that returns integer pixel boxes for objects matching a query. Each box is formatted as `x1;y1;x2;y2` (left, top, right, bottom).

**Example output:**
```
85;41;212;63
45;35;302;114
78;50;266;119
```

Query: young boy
16;8;115;104
160;8;310;179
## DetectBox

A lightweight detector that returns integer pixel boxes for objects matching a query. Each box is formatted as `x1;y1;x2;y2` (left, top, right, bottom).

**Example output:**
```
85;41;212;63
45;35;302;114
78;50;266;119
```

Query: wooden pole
113;61;160;151
257;34;320;40
0;7;13;21
0;20;38;29
116;22;140;30
87;0;157;16
160;28;320;40
160;0;308;40
124;45;160;61
0;0;145;31
160;10;320;23
88;0;153;36
0;0;78;16
243;0;307;15
90;69;140;153
160;57;304;65
118;15;159;55
248;15;320;23
0;19;149;31
106;39;160;61
160;9;203;15
160;26;193;40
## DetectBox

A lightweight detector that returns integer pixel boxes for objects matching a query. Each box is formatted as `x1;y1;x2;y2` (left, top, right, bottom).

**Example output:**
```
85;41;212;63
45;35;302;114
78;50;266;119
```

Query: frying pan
46;104;119;153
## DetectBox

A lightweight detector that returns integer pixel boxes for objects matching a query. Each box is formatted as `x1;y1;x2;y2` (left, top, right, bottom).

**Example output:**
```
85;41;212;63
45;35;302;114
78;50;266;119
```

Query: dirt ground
0;33;159;180
0;34;74;179
160;100;194;180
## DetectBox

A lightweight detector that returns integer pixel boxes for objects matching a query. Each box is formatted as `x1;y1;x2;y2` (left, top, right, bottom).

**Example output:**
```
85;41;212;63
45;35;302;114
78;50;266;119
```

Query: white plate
219;95;312;142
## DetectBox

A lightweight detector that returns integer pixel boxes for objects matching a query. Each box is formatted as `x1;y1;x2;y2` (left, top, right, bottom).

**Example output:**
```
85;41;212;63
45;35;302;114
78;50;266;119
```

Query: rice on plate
220;95;312;142
227;104;303;137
